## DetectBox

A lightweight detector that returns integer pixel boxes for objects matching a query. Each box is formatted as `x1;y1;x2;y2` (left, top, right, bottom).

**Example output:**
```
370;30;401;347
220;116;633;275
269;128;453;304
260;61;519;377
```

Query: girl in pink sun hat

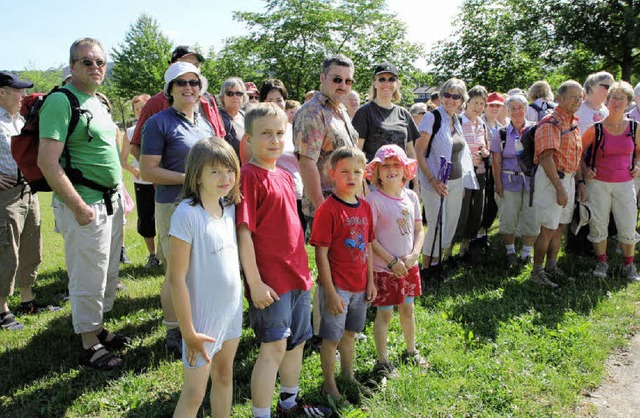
365;145;428;377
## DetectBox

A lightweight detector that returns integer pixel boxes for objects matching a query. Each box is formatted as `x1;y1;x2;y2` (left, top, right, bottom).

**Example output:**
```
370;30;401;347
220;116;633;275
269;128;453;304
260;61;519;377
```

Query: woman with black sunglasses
218;77;247;160
352;62;420;194
140;62;215;358
414;78;479;281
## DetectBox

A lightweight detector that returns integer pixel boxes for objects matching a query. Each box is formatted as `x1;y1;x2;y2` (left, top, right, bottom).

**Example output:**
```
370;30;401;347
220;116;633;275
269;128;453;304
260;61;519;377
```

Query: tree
110;14;173;100
552;0;640;81
429;0;555;92
216;0;424;102
19;64;64;93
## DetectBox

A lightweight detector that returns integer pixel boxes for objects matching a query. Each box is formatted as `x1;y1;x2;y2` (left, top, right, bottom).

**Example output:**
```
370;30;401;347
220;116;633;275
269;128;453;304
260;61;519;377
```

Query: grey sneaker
166;327;182;358
373;361;399;379
546;266;573;282
506;252;518;268
622;264;640;282
593;261;609;278
144;255;161;268
530;269;559;289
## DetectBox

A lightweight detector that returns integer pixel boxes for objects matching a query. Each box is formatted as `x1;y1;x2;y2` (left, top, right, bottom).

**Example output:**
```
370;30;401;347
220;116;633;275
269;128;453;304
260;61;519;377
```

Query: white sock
252;406;271;418
279;385;298;409
505;244;516;255
521;246;532;258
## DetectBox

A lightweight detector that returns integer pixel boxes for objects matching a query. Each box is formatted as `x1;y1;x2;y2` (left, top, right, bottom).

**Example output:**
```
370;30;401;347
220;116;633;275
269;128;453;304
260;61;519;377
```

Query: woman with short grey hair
526;80;555;122
218;77;247;159
490;94;539;268
414;78;478;278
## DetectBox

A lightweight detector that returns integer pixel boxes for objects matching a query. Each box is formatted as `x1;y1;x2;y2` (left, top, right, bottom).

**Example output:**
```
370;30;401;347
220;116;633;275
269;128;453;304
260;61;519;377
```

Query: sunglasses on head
225;91;244;97
416;111;426;115
174;79;201;87
377;76;397;83
78;58;106;68
330;76;355;86
442;92;462;100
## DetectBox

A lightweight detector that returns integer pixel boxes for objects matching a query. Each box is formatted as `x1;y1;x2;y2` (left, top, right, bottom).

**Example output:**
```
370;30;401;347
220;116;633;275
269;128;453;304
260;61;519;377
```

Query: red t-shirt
130;91;226;146
236;164;312;296
310;195;374;292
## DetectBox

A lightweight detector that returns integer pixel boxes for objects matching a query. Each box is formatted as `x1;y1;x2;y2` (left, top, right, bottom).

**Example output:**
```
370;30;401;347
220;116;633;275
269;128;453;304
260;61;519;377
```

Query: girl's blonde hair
181;137;241;206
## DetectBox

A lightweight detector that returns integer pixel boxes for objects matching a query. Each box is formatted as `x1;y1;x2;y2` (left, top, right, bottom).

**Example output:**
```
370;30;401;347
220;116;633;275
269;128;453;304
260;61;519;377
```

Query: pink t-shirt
583;124;635;183
236;164;312;297
310;195;374;292
365;188;421;273
461;114;487;173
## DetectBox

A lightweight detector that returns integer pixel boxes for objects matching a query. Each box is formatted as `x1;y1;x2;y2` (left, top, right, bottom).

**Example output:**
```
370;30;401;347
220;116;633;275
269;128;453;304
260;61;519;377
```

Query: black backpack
529;101;555;121
586;120;637;170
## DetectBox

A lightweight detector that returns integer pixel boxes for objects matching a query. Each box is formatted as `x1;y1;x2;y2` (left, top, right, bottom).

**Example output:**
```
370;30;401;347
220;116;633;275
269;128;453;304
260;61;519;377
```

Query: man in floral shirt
294;54;359;223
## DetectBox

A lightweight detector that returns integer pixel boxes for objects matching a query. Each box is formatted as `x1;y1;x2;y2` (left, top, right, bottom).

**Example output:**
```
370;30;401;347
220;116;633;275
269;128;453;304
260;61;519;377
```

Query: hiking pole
427;156;452;288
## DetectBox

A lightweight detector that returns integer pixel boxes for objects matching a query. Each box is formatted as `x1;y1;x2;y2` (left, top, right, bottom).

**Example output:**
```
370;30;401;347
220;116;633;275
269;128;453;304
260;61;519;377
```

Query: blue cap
0;71;34;89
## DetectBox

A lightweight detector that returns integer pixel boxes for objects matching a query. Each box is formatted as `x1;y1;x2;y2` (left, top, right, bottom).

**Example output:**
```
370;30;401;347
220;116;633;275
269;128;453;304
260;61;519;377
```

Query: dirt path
582;333;640;417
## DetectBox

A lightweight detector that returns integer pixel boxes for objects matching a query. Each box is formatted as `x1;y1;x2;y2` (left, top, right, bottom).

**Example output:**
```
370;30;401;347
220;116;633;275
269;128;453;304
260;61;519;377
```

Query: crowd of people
1;37;640;417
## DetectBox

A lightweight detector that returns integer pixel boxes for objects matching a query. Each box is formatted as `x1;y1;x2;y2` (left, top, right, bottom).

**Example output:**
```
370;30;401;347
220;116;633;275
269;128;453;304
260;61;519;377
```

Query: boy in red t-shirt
310;146;376;403
237;103;332;418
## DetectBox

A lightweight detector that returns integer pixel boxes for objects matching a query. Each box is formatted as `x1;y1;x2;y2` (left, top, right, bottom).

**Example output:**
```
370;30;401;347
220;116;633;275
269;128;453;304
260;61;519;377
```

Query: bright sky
1;0;462;71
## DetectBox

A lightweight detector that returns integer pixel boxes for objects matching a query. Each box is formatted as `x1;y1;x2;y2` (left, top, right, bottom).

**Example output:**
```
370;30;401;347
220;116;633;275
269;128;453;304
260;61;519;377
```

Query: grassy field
1;174;639;417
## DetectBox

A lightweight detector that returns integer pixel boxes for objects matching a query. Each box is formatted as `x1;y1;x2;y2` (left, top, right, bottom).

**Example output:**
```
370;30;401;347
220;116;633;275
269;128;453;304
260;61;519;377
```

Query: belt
502;170;522;176
557;171;576;179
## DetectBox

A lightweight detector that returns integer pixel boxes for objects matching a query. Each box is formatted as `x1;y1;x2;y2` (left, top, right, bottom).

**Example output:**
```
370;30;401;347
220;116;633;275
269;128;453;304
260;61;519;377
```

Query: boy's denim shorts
318;286;367;341
249;289;312;351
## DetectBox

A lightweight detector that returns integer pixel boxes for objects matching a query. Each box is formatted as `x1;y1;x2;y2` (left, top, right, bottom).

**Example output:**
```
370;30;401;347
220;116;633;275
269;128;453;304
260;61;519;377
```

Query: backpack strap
425;109;441;159
499;127;507;151
588;122;604;169
630;120;637;170
49;88;117;215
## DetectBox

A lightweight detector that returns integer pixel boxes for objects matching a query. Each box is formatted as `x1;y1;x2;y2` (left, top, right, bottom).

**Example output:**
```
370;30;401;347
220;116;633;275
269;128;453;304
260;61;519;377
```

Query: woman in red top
581;81;640;281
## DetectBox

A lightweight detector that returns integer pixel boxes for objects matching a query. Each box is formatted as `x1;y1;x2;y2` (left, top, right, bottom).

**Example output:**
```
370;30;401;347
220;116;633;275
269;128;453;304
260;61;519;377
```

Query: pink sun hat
365;144;418;182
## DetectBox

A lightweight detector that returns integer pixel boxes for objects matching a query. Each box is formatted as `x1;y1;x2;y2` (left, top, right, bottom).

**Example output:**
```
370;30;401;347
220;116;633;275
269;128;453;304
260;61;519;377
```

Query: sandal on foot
80;343;122;370
16;300;60;315
0;311;24;331
97;328;132;351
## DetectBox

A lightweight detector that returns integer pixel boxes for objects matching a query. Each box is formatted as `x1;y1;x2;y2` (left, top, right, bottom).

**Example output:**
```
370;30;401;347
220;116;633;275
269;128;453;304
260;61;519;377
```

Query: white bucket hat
163;62;208;99
570;201;592;235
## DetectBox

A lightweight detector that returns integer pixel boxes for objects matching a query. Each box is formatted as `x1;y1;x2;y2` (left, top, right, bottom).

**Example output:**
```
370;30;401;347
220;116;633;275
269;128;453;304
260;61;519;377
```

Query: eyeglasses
599;83;611;90
174;79;201;87
377;76;397;83
248;95;259;100
330;76;355;86
225;91;244;97
77;58;106;68
416;111;426;115
442;92;462;100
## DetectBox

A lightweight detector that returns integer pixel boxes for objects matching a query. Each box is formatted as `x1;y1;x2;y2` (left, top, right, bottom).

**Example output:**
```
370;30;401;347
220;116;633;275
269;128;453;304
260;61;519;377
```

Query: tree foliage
110;14;173;100
214;0;424;104
429;0;640;91
19;65;64;93
552;0;640;81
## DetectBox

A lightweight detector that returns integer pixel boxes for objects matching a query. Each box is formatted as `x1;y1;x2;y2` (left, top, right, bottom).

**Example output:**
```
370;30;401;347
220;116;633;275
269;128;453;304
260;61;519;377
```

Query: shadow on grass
420;238;630;342
0;291;168;418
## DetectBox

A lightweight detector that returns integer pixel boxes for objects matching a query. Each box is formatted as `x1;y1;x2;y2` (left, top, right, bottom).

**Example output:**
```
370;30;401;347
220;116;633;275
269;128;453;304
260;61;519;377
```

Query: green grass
1;173;639;417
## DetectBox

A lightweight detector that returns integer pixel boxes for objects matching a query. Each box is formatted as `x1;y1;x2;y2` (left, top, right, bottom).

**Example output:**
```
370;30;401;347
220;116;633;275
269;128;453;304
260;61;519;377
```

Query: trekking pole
427;156;451;287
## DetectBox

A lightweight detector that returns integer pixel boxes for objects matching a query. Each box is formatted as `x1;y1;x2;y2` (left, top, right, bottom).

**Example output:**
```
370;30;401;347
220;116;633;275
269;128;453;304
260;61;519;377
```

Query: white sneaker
622;264;640;282
593;261;609;278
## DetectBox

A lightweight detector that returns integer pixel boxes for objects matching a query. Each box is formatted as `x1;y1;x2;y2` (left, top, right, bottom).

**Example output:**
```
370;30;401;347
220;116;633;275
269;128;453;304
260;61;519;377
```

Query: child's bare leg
373;309;393;363
278;342;304;388
320;338;341;398
338;330;356;381
174;363;211;417
398;302;416;353
252;339;287;409
210;337;240;417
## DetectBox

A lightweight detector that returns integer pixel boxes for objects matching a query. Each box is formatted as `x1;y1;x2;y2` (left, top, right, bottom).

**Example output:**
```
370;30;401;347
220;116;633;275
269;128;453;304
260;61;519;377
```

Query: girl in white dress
170;138;243;417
